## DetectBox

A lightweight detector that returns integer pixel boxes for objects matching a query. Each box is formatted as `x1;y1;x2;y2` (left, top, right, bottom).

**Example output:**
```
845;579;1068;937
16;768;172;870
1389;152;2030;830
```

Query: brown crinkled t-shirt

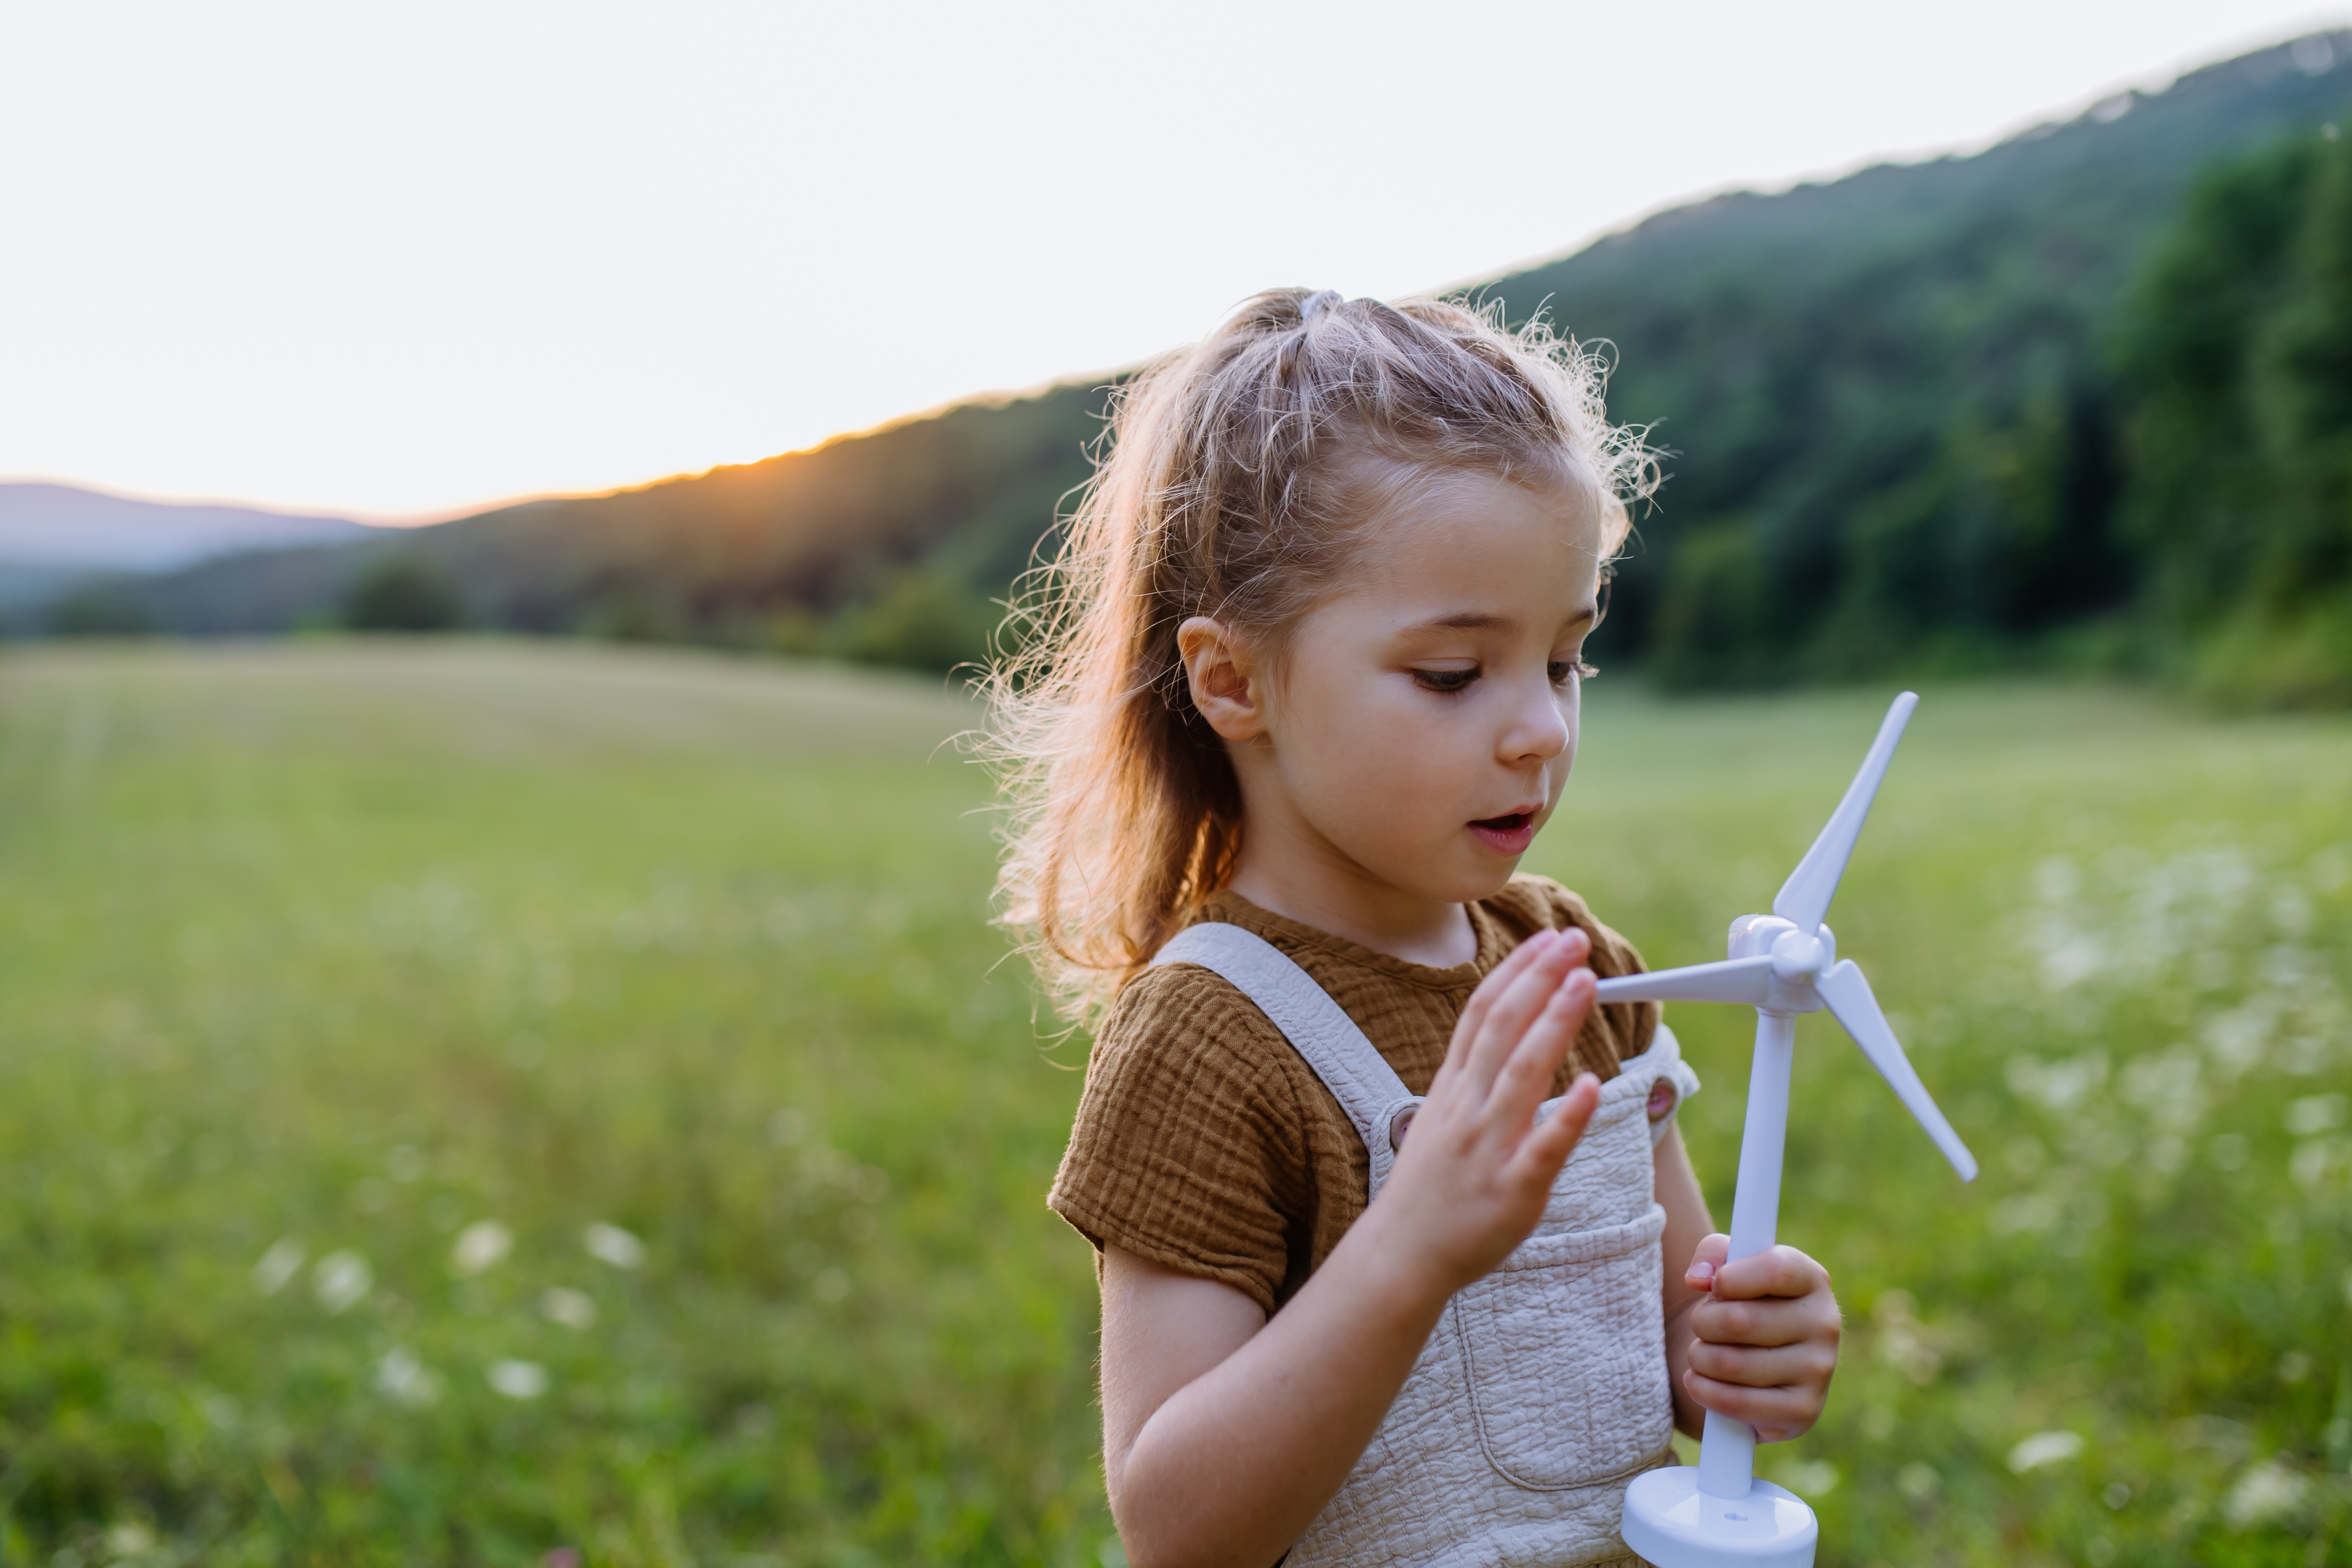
1048;875;1659;1316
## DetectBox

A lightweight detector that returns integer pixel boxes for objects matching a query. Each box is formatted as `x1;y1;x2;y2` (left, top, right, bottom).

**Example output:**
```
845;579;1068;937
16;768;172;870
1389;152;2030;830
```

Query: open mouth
1468;811;1538;854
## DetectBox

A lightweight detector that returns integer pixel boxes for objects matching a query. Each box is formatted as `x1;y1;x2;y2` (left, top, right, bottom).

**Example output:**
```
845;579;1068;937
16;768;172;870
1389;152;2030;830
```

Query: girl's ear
1177;617;1267;742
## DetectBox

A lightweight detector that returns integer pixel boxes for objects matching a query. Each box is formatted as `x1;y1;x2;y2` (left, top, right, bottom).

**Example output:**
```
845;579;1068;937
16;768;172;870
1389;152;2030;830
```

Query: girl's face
1195;465;1604;915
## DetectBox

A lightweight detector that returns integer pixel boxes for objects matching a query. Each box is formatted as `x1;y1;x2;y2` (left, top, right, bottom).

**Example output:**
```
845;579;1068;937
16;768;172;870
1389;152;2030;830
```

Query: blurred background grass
0;640;2345;1567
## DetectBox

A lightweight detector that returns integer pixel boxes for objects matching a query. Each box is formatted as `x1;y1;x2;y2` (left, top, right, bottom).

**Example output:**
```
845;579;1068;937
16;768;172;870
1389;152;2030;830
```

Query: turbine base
1621;1468;1817;1567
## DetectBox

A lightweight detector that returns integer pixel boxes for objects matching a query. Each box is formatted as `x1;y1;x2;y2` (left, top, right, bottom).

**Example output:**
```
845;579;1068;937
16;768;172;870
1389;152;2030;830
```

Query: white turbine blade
1814;960;1978;1181
1594;956;1775;1007
1772;691;1919;935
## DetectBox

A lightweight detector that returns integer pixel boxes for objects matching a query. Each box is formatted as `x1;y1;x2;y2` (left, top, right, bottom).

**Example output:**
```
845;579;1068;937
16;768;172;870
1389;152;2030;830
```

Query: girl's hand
1680;1235;1841;1442
1363;927;1602;1296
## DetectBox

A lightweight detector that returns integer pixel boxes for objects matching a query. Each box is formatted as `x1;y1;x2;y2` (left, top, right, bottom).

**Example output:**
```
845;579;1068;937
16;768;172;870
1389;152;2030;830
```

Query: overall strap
1151;922;1421;1195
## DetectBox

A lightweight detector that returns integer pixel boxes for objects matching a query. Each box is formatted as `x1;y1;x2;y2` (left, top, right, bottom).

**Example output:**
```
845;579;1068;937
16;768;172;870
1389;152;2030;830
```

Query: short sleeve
1047;964;1308;1316
1642;1022;1702;1145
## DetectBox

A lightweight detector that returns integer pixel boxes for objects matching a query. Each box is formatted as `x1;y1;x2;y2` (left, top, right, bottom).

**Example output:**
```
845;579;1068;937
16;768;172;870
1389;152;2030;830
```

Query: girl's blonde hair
987;288;1657;1023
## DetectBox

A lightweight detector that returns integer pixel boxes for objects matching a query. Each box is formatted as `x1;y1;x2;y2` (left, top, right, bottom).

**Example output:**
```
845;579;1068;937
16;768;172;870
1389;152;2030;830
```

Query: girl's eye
1549;659;1599;685
1412;667;1479;694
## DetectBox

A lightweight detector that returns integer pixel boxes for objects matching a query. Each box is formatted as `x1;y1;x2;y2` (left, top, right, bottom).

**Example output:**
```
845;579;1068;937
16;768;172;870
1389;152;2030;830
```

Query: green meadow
0;642;2345;1567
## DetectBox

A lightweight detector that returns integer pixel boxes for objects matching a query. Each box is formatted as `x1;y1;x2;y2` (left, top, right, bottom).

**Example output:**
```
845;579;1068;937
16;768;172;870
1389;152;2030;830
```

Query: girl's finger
1431;931;1555;1100
1487;966;1594;1116
1685;1233;1731;1291
1458;935;1580;1093
1679;1370;1826;1436
1445;930;1556;1072
1512;1071;1599;1184
1684;1338;1838;1391
1463;929;1590;1089
1691;1296;1837;1353
1709;1246;1831;1303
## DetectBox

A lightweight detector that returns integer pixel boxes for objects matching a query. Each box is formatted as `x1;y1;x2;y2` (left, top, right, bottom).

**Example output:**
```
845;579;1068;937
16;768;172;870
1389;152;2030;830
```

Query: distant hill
101;30;2352;694
0;484;370;616
0;483;366;570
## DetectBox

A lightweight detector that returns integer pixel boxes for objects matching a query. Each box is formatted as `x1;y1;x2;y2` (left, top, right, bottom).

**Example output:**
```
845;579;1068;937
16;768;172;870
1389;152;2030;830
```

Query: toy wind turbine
1593;692;1977;1568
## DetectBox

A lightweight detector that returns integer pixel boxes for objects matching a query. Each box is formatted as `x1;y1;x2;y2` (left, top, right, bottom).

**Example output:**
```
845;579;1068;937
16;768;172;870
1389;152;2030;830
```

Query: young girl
993;290;1842;1568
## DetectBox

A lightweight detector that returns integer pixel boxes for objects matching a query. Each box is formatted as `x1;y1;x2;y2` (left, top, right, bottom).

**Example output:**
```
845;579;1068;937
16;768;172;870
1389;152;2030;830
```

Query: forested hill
1479;30;2352;688
104;30;2352;700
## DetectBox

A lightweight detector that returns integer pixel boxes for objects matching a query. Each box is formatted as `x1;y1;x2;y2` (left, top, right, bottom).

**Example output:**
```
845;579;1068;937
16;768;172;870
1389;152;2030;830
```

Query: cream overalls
1152;923;1700;1568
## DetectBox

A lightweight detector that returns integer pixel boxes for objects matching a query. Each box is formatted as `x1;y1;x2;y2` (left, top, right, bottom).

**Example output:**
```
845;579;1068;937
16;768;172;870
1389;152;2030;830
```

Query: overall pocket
1452;1204;1672;1491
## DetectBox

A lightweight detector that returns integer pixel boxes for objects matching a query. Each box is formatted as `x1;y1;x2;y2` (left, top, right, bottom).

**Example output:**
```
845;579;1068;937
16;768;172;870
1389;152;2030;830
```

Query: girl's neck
1224;858;1478;969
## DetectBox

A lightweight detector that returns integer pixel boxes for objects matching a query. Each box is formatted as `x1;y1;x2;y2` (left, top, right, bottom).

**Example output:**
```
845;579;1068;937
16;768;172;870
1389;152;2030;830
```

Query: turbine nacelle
1732;915;1837;1002
1765;923;1831;984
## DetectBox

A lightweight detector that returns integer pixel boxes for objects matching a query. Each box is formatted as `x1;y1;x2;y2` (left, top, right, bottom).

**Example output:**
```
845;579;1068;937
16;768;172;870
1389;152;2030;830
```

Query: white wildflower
2006;1052;2107;1114
104;1522;156;1558
312;1250;372;1313
375;1347;440;1408
540;1287;597;1330
2287;1094;2347;1136
2293;1138;2343;1190
2041;936;2106;992
451;1220;513;1276
2203;1006;2273;1078
487;1358;548;1400
2007;1431;2084;1473
583;1222;644;1269
252;1237;304;1296
2224;1462;2311;1530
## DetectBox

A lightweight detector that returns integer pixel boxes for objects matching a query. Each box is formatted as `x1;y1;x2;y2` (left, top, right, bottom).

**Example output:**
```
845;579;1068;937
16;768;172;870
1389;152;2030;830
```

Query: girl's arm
1100;928;1604;1568
1654;1129;1842;1444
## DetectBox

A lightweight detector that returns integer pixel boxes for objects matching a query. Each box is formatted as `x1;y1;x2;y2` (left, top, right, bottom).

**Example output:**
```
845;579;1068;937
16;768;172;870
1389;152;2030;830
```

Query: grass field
0;641;2345;1567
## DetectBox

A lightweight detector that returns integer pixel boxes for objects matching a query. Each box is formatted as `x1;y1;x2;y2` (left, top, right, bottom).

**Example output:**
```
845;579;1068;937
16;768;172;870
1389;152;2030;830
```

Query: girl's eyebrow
1403;611;1511;633
1398;603;1601;637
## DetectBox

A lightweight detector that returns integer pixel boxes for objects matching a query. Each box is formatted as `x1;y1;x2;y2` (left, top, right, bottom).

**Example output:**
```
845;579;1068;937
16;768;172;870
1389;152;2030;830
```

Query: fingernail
1690;1261;1716;1286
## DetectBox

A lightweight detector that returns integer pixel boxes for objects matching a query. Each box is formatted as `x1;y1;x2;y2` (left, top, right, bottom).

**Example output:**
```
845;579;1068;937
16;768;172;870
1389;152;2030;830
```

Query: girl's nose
1499;676;1572;763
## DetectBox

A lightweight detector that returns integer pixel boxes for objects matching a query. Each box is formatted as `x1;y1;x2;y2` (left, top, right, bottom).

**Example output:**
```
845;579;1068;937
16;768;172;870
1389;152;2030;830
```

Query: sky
2;0;2347;521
